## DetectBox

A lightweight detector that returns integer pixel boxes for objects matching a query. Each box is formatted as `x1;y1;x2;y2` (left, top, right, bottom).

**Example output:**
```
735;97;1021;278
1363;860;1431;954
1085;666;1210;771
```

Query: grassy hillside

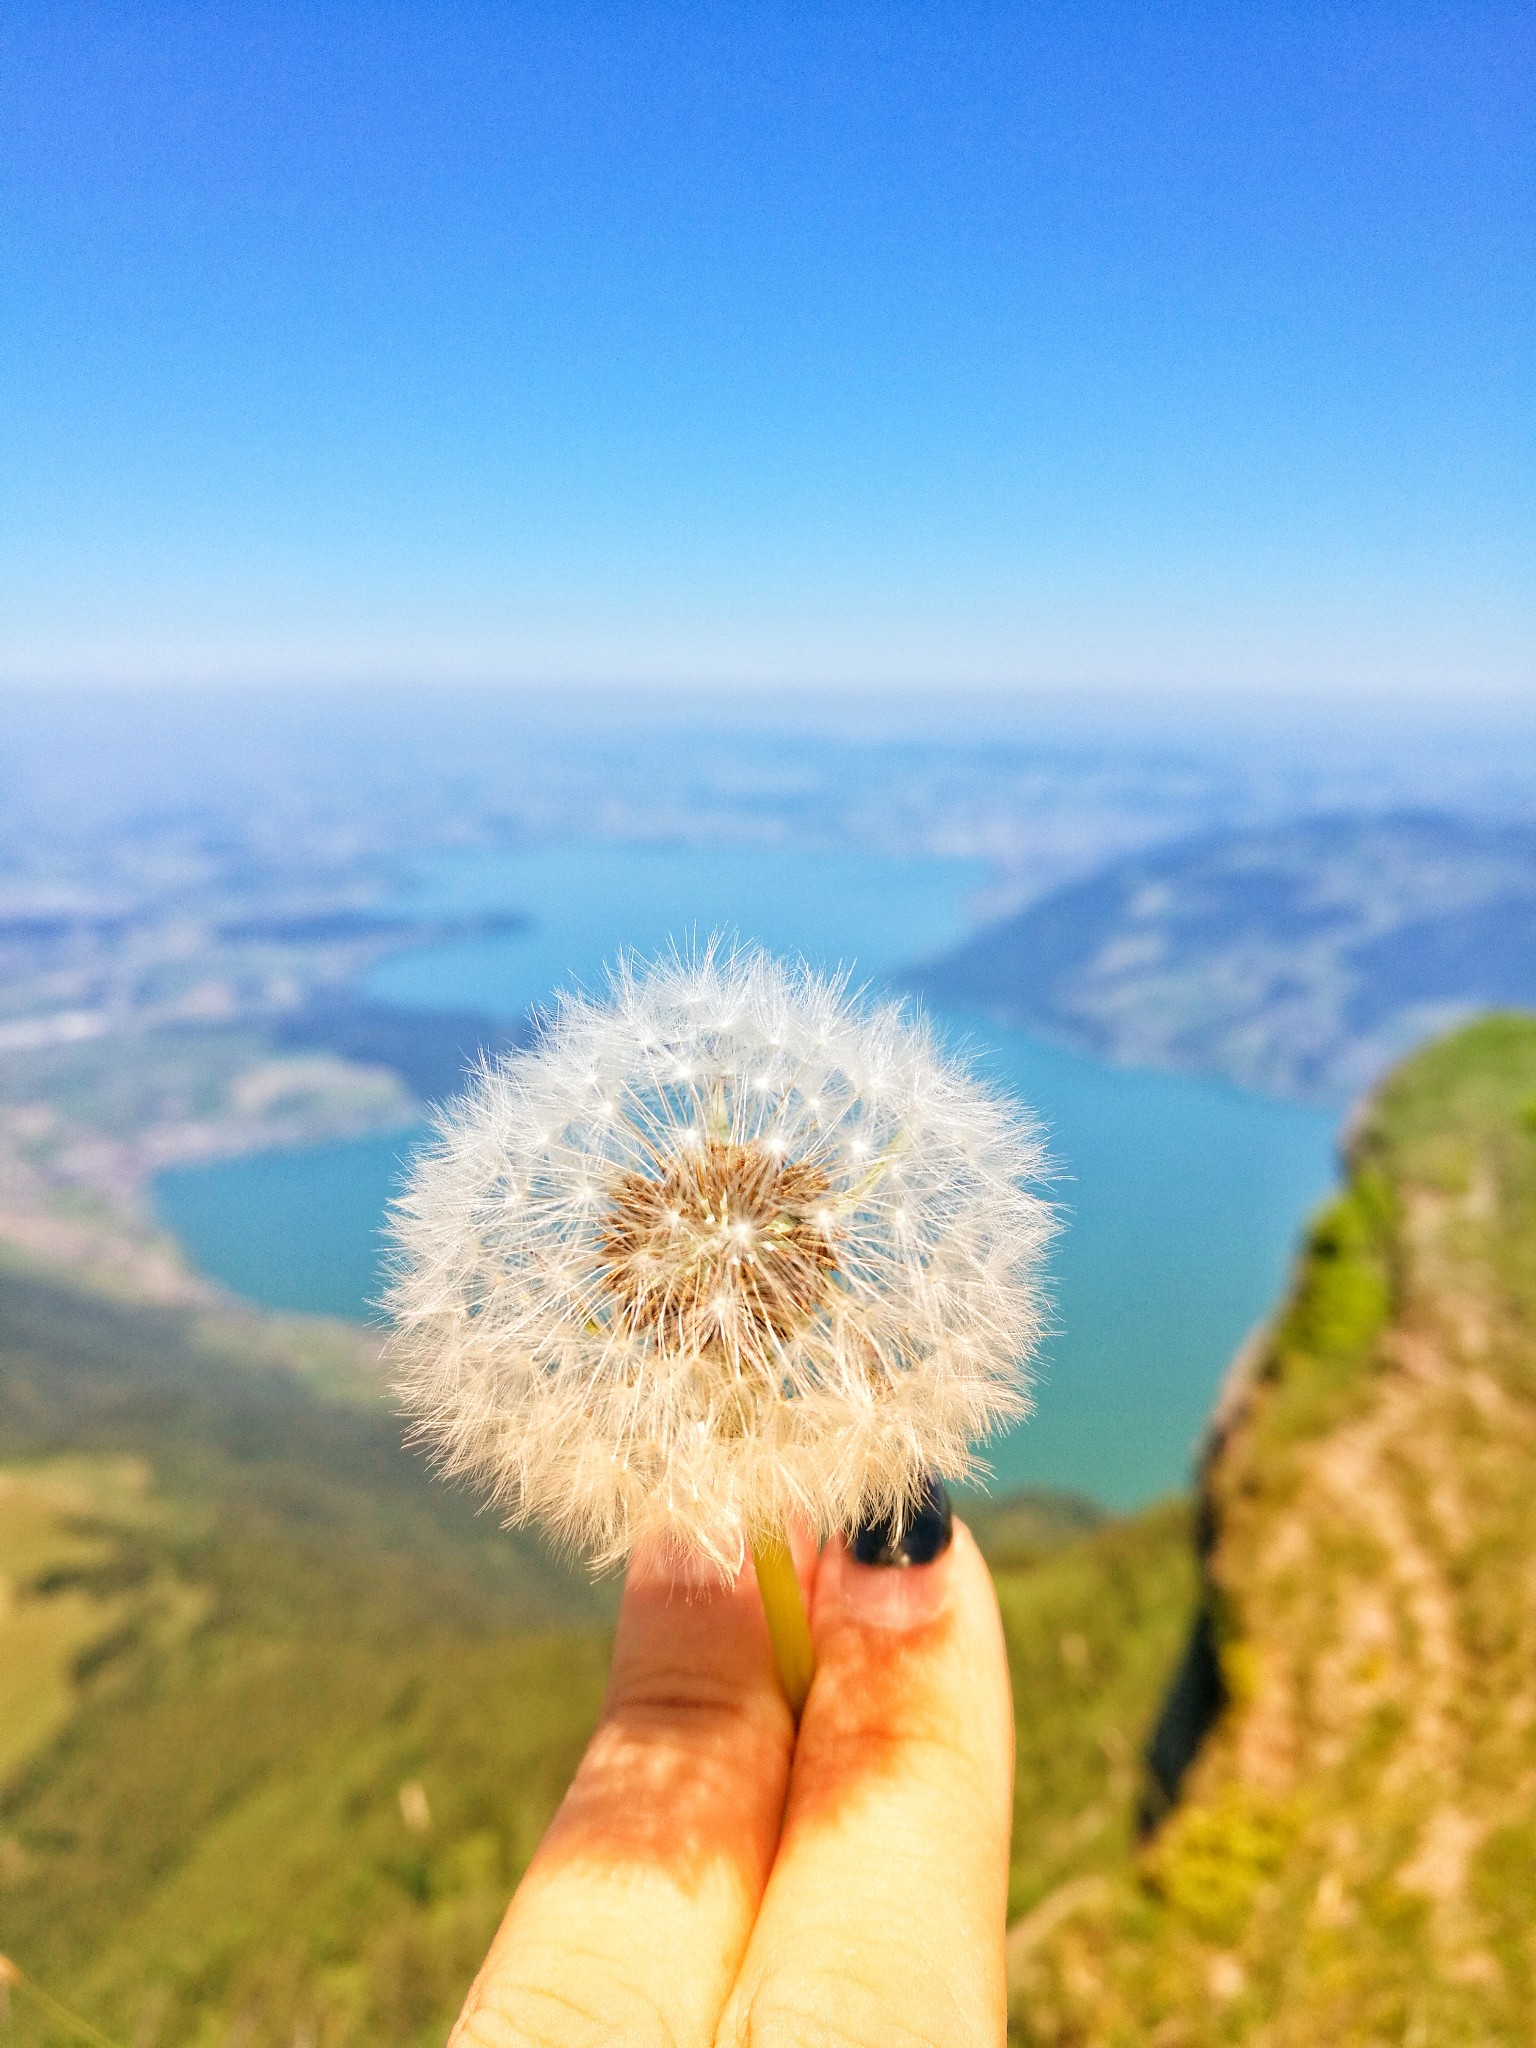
0;1264;612;2047
0;1254;1196;2047
1009;1013;1536;2044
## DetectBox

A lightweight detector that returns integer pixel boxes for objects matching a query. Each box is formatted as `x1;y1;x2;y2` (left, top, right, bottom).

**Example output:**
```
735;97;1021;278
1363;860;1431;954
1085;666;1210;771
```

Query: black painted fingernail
850;1475;953;1567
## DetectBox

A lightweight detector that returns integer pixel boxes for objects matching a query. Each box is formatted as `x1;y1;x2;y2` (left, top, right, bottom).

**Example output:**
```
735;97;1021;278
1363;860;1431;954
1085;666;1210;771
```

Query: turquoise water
154;843;1338;1508
366;844;991;1012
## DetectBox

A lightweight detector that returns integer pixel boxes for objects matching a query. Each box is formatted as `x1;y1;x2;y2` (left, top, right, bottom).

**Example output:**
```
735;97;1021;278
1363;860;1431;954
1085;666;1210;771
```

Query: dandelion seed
386;947;1052;1704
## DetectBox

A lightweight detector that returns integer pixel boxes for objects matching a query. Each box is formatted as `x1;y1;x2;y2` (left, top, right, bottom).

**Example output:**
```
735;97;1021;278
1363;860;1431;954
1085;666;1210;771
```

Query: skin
451;1518;1015;2048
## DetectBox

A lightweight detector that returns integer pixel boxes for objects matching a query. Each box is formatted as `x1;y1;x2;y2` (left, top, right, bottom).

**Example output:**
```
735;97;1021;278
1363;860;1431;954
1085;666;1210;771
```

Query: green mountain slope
0;1256;1194;2047
0;1267;612;2046
1010;1012;1536;2044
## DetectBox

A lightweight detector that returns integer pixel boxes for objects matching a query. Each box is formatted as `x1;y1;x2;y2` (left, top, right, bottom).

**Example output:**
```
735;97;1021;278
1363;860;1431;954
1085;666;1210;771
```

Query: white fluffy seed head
385;947;1053;1575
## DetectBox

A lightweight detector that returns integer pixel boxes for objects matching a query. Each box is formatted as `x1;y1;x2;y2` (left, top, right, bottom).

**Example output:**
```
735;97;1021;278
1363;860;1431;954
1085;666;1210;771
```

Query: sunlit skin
449;1520;1014;2048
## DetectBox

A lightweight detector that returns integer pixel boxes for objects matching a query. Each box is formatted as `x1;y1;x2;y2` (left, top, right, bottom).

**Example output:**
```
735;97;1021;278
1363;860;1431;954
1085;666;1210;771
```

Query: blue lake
155;843;1338;1508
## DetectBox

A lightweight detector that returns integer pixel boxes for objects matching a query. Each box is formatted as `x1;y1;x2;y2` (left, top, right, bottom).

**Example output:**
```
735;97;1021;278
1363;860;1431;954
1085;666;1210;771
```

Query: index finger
715;1500;1015;2048
451;1547;794;2048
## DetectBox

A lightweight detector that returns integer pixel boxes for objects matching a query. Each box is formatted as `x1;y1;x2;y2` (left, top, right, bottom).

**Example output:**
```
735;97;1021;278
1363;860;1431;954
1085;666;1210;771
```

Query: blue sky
2;2;1531;695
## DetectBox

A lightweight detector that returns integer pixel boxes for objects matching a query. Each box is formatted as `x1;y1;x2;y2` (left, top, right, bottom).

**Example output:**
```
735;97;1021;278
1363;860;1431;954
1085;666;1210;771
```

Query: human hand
449;1485;1014;2048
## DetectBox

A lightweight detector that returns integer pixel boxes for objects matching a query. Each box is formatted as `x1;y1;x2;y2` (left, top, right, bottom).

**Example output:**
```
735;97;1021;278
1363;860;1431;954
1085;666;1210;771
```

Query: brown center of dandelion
599;1136;837;1353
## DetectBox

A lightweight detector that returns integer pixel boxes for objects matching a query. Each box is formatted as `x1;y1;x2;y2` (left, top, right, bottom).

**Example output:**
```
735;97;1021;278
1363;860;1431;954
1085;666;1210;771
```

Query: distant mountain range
273;989;534;1103
912;811;1536;1101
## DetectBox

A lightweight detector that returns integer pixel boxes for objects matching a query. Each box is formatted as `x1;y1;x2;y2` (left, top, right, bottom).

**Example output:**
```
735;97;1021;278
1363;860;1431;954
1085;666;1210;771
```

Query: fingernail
850;1475;953;1568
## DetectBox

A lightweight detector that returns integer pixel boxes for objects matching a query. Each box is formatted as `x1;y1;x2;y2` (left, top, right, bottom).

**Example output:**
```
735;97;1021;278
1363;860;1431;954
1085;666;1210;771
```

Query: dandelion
386;947;1052;1710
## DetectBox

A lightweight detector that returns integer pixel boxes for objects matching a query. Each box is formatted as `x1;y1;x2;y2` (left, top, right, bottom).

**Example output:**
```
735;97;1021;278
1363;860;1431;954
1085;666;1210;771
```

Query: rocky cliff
1009;1012;1536;2044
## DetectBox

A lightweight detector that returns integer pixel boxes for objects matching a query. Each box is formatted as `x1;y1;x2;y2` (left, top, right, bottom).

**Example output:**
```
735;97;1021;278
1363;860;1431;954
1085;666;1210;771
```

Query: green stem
751;1530;815;1718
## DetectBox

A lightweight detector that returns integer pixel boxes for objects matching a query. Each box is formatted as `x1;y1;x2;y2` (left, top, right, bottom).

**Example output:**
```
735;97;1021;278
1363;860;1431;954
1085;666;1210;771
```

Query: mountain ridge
913;811;1536;1103
1008;1011;1536;2042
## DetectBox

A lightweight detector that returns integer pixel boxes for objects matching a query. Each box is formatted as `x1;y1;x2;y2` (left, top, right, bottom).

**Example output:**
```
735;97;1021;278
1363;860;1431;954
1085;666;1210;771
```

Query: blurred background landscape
4;684;1535;1502
1;3;1532;2042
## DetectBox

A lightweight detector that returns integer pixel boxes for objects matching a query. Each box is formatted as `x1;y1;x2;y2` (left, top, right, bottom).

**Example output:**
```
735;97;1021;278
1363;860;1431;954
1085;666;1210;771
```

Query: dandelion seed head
385;946;1053;1574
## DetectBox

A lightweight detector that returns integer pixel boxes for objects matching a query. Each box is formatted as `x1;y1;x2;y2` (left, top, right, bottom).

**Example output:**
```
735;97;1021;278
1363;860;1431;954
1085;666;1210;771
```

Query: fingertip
811;1489;995;1649
806;1511;1013;1795
610;1540;790;1723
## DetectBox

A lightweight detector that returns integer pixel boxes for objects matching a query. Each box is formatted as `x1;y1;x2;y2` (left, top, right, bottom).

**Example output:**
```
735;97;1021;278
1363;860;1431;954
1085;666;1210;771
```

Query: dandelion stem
751;1529;815;1717
0;1956;128;2048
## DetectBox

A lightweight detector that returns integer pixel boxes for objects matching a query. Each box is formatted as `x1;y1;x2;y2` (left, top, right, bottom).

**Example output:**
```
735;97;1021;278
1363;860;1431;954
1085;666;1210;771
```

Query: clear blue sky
2;3;1531;695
